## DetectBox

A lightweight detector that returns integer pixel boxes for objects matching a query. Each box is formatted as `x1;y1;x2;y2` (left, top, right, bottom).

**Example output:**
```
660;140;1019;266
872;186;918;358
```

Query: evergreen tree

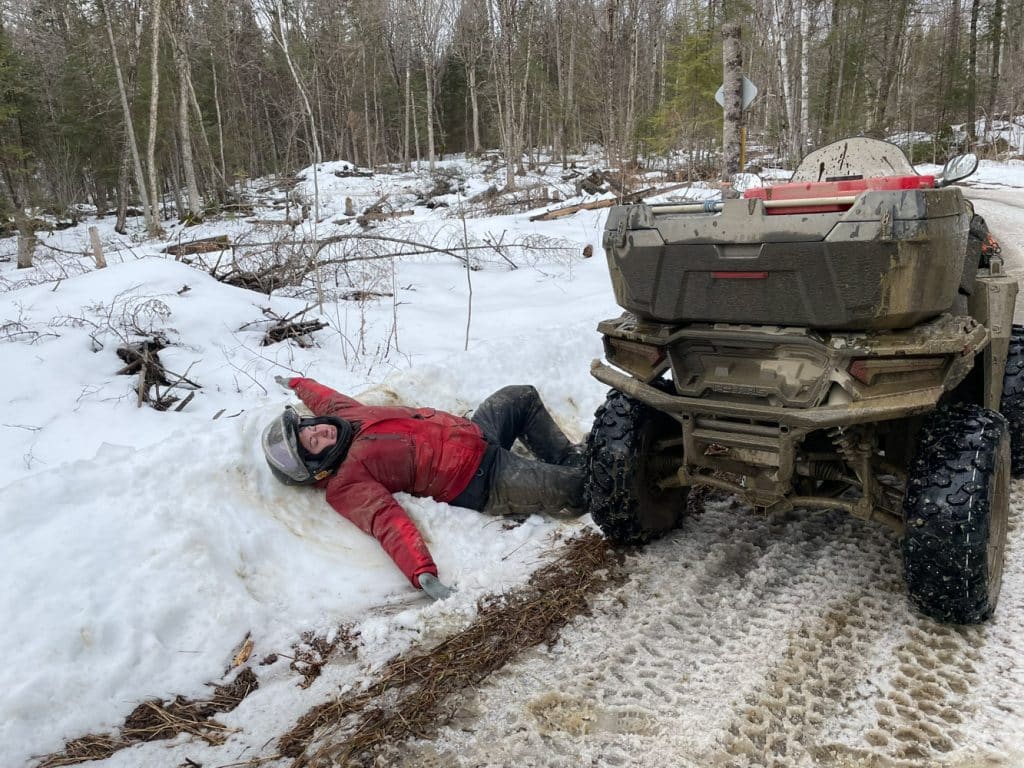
643;27;721;170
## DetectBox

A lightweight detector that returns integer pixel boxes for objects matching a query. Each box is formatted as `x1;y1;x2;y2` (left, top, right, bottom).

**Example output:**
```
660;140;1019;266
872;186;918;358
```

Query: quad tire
902;403;1010;624
585;389;688;545
1001;324;1024;477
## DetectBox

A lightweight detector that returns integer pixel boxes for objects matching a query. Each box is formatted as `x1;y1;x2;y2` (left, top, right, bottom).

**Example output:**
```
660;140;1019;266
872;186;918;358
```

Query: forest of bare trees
1;0;1022;222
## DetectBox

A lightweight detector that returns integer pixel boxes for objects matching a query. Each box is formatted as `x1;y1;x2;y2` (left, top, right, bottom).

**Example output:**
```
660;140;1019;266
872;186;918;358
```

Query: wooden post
721;23;743;194
137;365;147;407
88;226;107;269
16;232;34;269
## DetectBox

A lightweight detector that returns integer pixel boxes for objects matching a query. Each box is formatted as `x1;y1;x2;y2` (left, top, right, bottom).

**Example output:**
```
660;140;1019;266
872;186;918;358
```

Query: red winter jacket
289;378;487;586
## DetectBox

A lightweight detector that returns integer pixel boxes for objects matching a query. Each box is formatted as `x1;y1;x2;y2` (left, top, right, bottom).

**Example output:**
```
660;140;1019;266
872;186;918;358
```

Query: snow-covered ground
2;155;1024;768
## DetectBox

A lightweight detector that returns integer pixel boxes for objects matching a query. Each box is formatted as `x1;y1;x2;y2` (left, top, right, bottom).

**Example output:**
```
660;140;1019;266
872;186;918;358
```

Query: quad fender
968;273;1018;410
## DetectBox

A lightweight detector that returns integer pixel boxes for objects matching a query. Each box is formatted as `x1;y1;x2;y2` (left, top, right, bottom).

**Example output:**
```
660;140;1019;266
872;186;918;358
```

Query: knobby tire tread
1001;324;1024;477
902;403;1009;624
585;389;685;545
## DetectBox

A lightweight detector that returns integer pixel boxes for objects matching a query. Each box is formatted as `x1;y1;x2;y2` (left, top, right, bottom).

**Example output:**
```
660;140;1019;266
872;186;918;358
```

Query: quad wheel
902;403;1010;624
585;389;688;545
1001;324;1024;477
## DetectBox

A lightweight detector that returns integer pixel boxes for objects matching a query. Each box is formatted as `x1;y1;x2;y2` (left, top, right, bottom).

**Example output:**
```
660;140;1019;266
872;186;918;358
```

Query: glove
418;573;454;600
273;375;293;391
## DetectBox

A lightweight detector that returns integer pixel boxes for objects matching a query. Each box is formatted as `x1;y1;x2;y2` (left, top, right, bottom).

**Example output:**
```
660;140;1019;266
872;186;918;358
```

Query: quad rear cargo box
602;177;971;331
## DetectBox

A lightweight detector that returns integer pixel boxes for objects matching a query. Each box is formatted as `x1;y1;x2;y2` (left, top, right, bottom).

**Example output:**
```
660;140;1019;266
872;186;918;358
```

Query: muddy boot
471;385;576;463
482;449;585;518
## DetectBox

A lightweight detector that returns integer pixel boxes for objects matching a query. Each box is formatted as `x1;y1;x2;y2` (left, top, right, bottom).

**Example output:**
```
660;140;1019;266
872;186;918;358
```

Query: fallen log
162;235;230;257
528;183;693;222
262;319;328;347
356;210;414;227
529;198;616;222
245;218;296;226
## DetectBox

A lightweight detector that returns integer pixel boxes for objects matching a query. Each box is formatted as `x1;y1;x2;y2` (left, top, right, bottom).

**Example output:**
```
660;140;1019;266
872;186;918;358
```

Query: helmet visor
262;409;312;484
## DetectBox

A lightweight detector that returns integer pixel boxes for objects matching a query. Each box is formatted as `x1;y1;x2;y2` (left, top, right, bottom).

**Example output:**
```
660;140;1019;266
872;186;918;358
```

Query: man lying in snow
262;378;585;599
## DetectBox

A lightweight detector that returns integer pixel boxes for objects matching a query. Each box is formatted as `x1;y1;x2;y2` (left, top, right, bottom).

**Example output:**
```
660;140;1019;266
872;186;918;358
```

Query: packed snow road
970;187;1024;305
398;486;1024;767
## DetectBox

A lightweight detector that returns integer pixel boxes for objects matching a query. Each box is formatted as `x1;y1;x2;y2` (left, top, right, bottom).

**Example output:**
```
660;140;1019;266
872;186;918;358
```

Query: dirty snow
2;156;1024;767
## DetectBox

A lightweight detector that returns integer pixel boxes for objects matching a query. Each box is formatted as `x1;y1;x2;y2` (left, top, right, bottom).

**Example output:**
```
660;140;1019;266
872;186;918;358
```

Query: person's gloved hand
273;375;292;391
419;573;454;600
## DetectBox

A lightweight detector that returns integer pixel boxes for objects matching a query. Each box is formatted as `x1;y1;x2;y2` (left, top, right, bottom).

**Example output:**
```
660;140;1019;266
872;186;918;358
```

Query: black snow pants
451;385;585;516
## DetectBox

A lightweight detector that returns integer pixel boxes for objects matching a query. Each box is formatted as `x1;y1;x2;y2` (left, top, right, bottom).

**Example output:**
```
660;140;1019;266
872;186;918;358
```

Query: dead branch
37;667;259;767
333;168;373;178
279;531;624;766
261;319;328;347
162;235;231;257
528;183;692;221
116;338;200;410
356;210;413;227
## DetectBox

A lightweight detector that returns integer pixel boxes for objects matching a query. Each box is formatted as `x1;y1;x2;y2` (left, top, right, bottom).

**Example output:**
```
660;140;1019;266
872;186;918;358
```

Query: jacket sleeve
325;472;438;588
289;377;360;417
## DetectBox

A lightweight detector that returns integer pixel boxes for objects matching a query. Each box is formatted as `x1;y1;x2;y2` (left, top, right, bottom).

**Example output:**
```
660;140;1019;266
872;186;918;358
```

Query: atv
585;137;1022;624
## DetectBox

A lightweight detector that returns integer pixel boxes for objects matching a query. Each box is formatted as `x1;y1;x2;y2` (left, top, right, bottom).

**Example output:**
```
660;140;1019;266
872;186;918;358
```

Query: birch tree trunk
515;11;532;175
115;139;130;233
721;23;743;183
269;0;323;166
177;70;201;218
424;50;436;169
145;0;163;235
411;88;422;166
267;0;322;221
798;0;810;153
489;0;515;190
404;63;412;169
176;42;223;193
171;23;201;219
362;46;373;167
468;65;481;154
454;0;486;155
211;55;227;183
987;0;1004;122
16;229;35;269
767;0;797;164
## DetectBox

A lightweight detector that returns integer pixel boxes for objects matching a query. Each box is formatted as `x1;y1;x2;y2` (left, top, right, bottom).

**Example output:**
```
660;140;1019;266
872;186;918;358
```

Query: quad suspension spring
828;426;861;467
807;461;848;481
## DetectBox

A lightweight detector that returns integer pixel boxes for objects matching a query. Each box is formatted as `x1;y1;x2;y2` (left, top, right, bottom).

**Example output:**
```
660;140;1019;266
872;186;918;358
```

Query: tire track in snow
395;503;908;767
394;485;1024;767
707;535;898;767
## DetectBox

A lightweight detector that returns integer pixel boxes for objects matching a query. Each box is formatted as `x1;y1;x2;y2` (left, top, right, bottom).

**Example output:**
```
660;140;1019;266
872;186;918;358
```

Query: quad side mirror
937;153;979;187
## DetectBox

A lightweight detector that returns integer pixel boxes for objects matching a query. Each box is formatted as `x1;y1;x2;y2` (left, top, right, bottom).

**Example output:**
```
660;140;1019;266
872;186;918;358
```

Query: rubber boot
482;449;585;517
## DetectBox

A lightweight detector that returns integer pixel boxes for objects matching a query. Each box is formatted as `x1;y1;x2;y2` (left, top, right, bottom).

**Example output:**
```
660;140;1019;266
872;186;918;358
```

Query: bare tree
986;0;1004;124
967;0;981;143
406;0;458;170
170;0;201;220
145;0;164;235
99;0;155;234
488;0;533;190
722;22;742;182
453;0;488;154
262;0;322;219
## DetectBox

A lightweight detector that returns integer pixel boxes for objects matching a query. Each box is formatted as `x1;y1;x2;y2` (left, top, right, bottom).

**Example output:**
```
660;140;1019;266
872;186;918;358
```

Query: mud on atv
586;137;1021;625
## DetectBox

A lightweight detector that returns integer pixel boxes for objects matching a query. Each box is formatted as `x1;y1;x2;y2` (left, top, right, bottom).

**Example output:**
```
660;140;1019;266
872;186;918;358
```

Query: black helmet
262;406;353;485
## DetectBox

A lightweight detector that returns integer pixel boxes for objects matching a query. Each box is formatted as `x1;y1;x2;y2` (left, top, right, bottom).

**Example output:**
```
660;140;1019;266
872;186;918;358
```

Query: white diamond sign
715;76;759;110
